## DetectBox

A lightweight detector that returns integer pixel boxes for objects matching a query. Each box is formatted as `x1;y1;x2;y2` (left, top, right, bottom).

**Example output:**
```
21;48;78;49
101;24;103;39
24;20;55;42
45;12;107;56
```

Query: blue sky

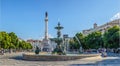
0;0;120;40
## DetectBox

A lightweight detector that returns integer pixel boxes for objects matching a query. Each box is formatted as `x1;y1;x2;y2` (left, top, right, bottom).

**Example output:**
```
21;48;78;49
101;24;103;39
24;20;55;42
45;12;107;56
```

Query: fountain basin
22;53;101;61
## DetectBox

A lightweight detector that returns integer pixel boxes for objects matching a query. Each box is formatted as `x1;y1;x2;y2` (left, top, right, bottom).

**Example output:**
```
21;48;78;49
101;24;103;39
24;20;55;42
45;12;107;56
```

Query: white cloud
110;12;120;21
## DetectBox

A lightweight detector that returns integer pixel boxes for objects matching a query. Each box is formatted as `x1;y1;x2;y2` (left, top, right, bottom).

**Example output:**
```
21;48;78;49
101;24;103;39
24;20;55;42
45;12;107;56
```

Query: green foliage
75;33;87;49
8;32;19;49
0;31;33;50
0;31;11;49
69;32;90;50
19;40;33;50
69;39;76;49
71;25;120;50
84;31;103;49
103;25;120;48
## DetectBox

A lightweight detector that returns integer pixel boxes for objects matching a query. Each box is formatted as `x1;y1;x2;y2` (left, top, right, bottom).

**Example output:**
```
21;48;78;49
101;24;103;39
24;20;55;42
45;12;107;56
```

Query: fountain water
75;36;83;53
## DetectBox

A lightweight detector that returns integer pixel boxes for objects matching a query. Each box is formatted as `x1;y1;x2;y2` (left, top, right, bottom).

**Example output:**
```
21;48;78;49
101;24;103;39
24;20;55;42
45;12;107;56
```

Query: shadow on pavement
9;56;23;60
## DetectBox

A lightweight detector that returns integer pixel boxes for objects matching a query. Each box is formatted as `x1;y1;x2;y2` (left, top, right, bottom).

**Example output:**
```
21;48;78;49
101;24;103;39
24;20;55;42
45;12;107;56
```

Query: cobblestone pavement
0;52;120;66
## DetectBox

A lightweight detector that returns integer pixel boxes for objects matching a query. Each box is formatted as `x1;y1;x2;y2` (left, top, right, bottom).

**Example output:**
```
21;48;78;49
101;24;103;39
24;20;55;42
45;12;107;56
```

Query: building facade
27;38;58;52
83;19;120;35
27;39;41;51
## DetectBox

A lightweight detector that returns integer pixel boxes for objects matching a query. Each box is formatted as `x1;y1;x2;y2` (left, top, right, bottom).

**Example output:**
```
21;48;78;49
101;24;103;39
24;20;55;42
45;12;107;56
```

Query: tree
69;39;76;50
0;31;33;51
0;32;2;49
103;25;120;48
84;31;103;49
75;33;88;49
69;32;87;50
0;31;11;49
8;32;19;49
19;40;32;50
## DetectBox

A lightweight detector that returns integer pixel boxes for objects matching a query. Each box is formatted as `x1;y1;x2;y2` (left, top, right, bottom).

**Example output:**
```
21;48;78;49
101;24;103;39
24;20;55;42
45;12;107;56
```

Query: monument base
41;39;52;52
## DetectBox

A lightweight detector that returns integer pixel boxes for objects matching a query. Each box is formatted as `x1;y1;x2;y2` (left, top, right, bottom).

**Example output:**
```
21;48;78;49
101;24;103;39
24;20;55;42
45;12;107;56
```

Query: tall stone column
45;12;48;39
41;12;52;52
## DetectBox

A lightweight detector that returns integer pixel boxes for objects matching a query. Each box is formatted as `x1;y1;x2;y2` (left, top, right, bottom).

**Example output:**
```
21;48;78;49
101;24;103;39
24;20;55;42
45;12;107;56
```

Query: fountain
22;12;101;61
52;22;65;55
